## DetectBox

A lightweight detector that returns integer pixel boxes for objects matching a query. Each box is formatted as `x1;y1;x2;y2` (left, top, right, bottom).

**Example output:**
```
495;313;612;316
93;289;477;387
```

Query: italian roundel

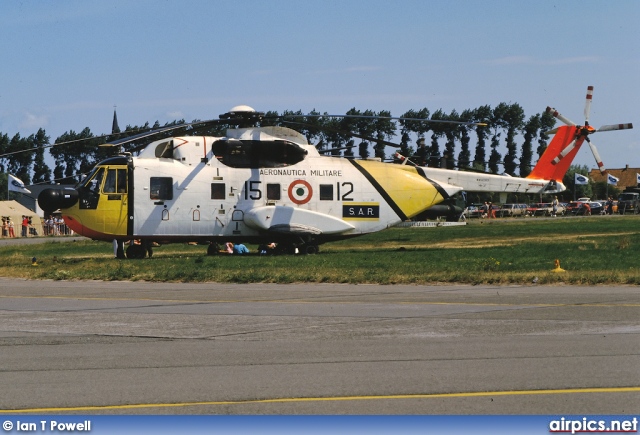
288;180;313;205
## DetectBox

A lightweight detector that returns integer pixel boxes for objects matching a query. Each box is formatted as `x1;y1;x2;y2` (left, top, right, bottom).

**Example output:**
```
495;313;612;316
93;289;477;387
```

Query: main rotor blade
279;120;402;148
597;123;634;132
586;137;606;173
108;124;187;146
584;85;594;124
546;107;576;126
280;113;487;127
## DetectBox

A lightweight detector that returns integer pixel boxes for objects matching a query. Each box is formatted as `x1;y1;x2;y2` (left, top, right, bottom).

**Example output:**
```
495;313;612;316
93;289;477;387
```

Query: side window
150;177;173;200
104;168;127;194
117;169;127;193
320;184;333;201
104;169;117;193
266;183;280;200
211;183;225;200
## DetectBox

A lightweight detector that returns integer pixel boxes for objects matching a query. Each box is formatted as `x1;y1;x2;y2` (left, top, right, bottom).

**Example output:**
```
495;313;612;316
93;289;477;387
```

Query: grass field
1;216;639;285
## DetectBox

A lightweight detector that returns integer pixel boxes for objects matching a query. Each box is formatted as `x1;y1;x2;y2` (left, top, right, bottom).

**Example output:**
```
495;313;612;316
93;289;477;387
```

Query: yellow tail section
351;159;448;220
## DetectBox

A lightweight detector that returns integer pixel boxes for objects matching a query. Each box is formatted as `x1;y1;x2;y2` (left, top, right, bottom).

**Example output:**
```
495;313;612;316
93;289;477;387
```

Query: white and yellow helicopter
37;87;630;258
38;106;470;257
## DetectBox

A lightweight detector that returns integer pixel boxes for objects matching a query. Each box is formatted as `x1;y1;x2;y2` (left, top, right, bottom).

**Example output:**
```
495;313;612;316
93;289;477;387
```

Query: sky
1;0;639;172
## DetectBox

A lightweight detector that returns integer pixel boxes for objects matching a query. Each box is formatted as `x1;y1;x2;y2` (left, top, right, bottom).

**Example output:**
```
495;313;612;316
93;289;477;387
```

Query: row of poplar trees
0;102;557;186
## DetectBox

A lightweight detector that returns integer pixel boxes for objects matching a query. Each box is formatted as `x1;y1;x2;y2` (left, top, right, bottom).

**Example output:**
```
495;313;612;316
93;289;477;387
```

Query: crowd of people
0;215;73;238
43;215;73;236
1;217;16;238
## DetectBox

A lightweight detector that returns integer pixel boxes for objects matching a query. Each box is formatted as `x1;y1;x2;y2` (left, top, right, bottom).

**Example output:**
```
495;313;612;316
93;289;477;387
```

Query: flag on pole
8;174;31;194
574;173;589;185
607;174;619;185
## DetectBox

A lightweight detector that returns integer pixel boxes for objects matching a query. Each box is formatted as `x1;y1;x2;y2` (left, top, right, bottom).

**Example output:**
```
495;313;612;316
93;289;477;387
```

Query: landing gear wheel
126;244;146;259
304;244;319;255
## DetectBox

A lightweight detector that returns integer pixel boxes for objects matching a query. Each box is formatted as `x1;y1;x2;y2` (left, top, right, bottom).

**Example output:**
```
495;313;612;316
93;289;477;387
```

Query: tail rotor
546;86;633;174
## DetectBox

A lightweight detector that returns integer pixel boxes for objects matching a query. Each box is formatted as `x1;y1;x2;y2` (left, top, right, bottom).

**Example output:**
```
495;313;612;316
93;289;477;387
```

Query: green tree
593;181;620;200
472;105;492;171
456;109;474;169
373;110;396;160
399;108;430;163
502;103;525;175
519;114;540;177
429;109;447;167
0;132;10;173
31;128;52;184
50;128;98;184
537;110;556;159
488;103;509;174
442;109;459;169
7;133;34;184
293;109;324;145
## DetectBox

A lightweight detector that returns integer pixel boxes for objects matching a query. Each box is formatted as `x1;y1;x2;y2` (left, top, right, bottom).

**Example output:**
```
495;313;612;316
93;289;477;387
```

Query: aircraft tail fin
527;125;583;182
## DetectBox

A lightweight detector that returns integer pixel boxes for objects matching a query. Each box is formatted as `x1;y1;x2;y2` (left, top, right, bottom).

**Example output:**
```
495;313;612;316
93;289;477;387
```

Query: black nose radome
38;188;79;213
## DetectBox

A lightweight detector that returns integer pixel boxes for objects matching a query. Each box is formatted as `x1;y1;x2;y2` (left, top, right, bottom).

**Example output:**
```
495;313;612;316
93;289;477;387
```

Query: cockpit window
77;166;104;190
104;168;127;193
84;167;105;192
77;167;105;210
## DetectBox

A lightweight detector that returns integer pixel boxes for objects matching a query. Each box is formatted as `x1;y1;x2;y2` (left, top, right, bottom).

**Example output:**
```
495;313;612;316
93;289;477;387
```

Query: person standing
21;216;29;237
552;196;559;217
606;197;614;215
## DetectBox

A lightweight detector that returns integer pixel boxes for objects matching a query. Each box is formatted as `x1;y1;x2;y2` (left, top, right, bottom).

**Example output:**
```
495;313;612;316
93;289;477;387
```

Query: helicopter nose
38;187;79;213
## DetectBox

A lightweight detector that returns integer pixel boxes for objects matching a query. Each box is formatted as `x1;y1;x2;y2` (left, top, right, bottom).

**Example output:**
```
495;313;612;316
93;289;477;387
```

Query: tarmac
0;277;638;414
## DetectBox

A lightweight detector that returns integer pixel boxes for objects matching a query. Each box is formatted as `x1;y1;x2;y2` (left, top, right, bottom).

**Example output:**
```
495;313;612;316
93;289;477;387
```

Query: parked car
617;193;639;214
590;201;605;215
528;203;554;217
465;204;484;219
498;203;528;217
566;201;585;215
574;201;604;215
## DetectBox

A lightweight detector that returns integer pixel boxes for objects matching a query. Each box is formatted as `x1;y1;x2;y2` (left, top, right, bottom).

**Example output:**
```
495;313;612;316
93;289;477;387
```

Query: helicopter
38;106;469;258
36;87;631;257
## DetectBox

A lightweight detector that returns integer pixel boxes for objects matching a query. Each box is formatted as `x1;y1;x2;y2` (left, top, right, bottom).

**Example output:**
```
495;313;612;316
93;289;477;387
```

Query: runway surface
0;278;638;414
